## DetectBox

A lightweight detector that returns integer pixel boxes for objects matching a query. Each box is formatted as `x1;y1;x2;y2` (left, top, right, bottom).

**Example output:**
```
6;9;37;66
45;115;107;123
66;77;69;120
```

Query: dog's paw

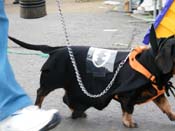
71;112;87;119
123;121;138;128
122;112;138;128
168;112;175;121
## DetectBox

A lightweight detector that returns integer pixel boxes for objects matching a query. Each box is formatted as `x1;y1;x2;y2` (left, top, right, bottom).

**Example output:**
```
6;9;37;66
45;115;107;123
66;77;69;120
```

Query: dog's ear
150;25;158;55
155;44;173;74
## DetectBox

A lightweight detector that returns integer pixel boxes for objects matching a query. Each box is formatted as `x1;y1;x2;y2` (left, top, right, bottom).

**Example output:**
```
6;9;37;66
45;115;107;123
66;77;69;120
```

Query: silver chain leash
56;0;129;98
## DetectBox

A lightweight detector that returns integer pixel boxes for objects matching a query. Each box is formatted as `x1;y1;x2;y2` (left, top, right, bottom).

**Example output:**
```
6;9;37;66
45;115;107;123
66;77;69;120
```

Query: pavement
4;0;175;131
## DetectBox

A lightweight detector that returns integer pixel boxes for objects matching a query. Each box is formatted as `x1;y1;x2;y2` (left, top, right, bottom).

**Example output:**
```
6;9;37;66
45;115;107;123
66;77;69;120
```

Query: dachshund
9;25;175;128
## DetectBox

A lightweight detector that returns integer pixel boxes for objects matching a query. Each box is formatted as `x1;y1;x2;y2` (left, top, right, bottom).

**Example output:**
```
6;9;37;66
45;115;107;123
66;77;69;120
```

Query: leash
56;0;130;98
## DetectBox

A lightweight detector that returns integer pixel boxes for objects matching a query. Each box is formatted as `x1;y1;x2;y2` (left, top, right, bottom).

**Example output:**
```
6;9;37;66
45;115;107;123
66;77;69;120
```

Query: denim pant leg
0;1;32;121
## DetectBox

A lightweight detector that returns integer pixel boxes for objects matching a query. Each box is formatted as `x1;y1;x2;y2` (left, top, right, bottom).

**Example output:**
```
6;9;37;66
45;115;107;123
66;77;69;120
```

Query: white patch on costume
87;47;118;76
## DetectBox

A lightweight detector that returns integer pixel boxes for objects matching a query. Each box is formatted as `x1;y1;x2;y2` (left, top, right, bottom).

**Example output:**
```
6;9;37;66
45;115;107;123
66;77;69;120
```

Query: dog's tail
8;36;61;54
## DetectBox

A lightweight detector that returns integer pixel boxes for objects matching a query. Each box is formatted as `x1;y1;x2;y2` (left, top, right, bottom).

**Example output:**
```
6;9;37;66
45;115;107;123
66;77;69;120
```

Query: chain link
56;0;130;98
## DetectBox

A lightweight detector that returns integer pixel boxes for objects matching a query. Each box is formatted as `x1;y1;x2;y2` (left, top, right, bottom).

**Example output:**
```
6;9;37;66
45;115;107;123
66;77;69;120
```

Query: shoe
0;105;61;131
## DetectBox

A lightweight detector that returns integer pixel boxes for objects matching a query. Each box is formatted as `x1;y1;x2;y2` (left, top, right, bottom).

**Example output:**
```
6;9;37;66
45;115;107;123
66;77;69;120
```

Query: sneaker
0;105;61;131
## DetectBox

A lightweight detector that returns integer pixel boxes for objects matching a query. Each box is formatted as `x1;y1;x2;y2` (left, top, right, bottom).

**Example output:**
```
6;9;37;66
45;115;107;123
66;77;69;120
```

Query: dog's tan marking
154;95;175;121
35;96;45;108
122;112;137;128
141;90;154;97
114;95;119;100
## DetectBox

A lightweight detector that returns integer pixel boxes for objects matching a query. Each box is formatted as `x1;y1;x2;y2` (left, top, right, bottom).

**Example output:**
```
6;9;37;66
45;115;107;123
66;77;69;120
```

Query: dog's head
149;25;175;74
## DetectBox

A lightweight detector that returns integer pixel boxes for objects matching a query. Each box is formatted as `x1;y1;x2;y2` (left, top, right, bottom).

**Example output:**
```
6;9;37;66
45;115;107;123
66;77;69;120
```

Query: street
5;0;175;130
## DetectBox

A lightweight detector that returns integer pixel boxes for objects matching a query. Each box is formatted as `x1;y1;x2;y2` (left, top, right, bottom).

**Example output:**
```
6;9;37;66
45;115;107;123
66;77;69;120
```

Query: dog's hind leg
153;94;175;121
35;87;51;108
72;111;87;119
35;95;45;108
62;93;89;119
71;104;89;119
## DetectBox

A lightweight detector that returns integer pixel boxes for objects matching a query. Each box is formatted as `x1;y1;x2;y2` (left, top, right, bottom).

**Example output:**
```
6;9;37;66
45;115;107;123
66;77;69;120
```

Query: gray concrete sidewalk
5;0;150;48
5;0;175;131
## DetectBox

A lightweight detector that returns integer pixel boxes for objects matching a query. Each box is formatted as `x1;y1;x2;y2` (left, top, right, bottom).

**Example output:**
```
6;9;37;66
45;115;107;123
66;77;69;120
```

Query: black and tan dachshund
9;26;175;128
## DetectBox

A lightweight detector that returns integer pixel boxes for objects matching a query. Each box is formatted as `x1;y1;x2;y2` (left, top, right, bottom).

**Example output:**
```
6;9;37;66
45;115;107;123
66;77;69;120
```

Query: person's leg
0;1;61;130
0;0;32;121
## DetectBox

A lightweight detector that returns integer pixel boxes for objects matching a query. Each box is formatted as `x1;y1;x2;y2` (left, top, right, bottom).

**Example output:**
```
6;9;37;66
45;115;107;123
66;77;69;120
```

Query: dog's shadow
47;98;175;131
52;114;175;131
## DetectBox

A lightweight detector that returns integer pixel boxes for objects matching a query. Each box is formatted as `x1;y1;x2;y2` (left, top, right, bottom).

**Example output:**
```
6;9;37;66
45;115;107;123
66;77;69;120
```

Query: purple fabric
143;0;174;45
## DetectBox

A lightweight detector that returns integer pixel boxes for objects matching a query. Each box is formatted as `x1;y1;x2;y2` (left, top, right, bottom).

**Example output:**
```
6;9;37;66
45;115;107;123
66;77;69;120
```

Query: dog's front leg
114;95;137;128
153;94;175;121
122;111;137;128
121;103;137;128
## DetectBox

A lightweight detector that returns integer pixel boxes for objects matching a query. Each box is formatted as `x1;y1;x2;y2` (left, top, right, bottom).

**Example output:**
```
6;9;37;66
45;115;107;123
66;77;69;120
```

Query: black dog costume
9;26;175;128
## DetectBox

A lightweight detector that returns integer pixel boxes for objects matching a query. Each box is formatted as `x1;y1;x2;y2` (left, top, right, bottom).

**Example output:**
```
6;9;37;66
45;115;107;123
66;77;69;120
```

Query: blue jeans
0;1;32;121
